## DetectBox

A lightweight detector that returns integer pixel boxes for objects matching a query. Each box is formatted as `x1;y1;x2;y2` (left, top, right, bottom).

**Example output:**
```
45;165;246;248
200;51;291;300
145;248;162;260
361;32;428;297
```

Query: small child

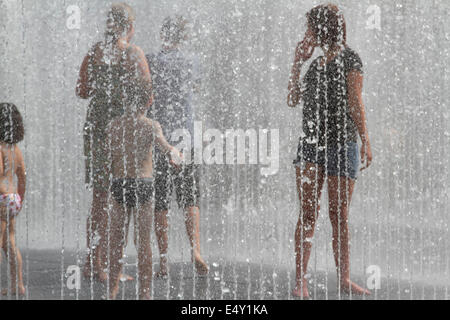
0;103;26;297
106;95;181;300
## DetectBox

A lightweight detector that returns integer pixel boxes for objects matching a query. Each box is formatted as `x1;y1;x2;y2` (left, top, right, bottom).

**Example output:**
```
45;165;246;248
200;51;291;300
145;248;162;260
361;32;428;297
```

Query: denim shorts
293;141;360;180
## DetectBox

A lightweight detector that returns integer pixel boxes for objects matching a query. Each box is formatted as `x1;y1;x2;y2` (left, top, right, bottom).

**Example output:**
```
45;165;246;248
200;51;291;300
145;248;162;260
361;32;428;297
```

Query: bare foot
340;279;371;296
192;252;208;276
292;282;310;299
155;269;168;279
1;285;26;297
139;293;152;300
120;273;134;282
109;289;119;301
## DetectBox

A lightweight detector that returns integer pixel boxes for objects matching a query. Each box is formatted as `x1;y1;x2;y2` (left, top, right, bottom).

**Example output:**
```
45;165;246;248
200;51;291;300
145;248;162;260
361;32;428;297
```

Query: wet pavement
0;249;448;300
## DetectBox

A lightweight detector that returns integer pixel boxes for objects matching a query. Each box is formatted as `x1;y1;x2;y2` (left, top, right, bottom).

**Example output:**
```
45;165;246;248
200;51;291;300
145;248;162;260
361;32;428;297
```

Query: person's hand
360;139;373;171
169;147;183;169
295;28;317;62
287;84;302;107
287;28;316;107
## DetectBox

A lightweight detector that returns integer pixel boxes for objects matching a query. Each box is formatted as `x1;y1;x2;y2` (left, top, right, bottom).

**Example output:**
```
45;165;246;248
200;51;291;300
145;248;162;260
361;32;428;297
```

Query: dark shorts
154;151;201;212
111;178;154;209
293;140;360;180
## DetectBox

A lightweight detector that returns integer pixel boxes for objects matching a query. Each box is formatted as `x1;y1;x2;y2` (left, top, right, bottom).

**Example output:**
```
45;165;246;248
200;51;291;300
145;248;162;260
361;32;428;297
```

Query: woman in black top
76;3;152;283
287;4;373;298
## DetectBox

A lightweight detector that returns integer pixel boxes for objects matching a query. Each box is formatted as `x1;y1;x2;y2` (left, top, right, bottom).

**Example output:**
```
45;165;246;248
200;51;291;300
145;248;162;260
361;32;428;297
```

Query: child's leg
135;201;153;300
2;218;25;295
154;209;169;277
108;200;127;300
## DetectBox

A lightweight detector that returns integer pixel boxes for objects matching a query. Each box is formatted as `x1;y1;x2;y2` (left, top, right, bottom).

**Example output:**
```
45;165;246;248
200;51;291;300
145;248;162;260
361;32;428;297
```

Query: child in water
106;83;182;300
0;103;26;297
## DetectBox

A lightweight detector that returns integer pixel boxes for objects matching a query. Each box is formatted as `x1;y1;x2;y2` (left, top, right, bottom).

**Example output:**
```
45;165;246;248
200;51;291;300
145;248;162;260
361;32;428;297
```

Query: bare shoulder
127;44;146;62
140;118;162;135
89;42;104;63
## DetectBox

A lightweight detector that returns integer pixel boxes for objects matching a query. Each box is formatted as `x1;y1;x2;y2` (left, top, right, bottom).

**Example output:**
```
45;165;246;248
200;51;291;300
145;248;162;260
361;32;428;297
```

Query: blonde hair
105;3;136;40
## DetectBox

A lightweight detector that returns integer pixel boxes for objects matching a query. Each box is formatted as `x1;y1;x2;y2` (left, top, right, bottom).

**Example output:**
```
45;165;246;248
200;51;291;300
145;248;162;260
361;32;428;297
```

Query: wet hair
105;3;136;40
160;15;189;45
306;4;346;48
0;103;25;145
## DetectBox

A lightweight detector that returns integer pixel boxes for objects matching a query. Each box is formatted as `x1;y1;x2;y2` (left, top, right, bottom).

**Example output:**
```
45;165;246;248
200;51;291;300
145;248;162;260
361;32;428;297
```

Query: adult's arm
129;45;154;108
287;30;316;107
76;53;94;99
347;70;372;170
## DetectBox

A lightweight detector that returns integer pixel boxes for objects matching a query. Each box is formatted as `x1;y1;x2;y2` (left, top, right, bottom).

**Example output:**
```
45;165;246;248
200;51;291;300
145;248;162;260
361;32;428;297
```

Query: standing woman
76;3;153;281
287;4;372;298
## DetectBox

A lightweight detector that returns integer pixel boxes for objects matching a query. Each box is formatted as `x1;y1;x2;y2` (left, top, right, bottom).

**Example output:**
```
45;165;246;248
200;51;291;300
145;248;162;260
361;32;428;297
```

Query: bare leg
154;210;169;278
293;163;325;298
108;200;128;300
185;206;208;275
84;189;108;282
135;201;153;300
1;219;25;296
327;176;370;296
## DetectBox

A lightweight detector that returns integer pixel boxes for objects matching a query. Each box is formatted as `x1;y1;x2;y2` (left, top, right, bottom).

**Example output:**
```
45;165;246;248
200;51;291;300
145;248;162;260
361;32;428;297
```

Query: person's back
109;115;161;179
87;42;149;127
0;144;24;195
147;48;197;143
107;107;178;210
0;103;26;297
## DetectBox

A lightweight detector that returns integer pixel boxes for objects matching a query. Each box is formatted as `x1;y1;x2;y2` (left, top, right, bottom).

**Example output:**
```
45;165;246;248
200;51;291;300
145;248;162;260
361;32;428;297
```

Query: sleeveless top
302;46;364;147
84;42;129;143
83;41;149;189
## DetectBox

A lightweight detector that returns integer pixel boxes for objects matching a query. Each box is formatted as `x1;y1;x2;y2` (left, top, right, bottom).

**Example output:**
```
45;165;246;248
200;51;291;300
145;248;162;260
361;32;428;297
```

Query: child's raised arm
14;146;26;202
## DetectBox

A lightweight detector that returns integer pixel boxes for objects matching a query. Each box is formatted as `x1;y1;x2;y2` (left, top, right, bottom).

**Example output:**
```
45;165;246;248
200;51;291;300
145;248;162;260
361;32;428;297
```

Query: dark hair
160;15;189;45
307;4;346;48
0;103;25;144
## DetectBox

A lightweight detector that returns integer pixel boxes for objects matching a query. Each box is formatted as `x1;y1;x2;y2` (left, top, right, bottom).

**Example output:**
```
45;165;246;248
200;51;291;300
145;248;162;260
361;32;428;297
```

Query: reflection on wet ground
1;250;448;300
